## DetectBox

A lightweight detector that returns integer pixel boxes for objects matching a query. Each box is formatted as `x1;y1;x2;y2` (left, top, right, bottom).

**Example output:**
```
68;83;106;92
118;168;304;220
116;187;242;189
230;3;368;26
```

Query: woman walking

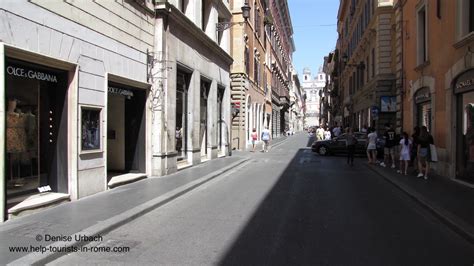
397;132;412;175
417;126;434;179
250;128;258;152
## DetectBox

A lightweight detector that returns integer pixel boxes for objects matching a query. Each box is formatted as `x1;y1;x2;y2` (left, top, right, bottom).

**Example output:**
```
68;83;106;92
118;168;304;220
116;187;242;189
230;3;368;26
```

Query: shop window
417;4;428;65
176;72;190;160
81;107;102;152
456;0;474;40
414;87;432;132
454;71;474;183
5;58;68;203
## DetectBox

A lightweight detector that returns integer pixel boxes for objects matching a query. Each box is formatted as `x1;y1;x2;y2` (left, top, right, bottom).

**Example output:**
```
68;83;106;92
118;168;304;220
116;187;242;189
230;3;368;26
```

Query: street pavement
48;133;474;265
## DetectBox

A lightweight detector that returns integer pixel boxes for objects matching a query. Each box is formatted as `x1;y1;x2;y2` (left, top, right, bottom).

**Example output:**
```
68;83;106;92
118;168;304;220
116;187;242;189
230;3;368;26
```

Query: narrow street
51;134;474;265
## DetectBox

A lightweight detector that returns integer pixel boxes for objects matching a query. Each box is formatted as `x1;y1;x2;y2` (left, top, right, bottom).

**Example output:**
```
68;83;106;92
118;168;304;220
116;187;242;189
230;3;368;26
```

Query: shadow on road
217;147;474;265
218;148;324;265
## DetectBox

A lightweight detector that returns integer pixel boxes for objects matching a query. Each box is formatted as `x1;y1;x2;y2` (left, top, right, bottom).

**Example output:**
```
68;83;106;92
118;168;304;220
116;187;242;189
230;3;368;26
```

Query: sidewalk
1;134;292;265
367;163;474;244
0;154;250;265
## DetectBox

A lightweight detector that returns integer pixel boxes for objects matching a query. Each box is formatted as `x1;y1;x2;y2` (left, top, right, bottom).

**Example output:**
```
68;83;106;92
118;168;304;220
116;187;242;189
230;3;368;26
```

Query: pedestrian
346;128;357;166
324;127;332;140
316;126;325;141
250;128;258;152
332;123;341;137
366;127;378;164
397;132;412;175
411;126;420;172
361;124;368;134
417;126;434;179
261;126;271;152
380;123;397;168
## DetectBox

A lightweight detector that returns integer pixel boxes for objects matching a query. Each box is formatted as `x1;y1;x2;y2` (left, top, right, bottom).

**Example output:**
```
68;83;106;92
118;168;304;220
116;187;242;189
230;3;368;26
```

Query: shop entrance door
107;83;146;181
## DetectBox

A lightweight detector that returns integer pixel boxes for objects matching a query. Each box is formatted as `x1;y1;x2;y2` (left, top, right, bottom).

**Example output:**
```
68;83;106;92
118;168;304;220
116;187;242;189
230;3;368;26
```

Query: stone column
188;70;201;165
208;80;218;159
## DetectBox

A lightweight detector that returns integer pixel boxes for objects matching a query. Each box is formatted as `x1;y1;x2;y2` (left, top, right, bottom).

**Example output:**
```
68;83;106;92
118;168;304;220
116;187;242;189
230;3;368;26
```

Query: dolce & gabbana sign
108;87;134;98
6;65;58;83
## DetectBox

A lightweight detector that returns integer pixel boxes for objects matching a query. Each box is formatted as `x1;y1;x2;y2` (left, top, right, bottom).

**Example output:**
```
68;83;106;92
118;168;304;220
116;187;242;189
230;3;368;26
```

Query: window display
81;108;101;151
5;58;68;202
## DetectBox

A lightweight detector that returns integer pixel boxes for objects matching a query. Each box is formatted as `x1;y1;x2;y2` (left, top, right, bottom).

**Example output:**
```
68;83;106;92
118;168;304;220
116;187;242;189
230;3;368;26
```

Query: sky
288;0;339;78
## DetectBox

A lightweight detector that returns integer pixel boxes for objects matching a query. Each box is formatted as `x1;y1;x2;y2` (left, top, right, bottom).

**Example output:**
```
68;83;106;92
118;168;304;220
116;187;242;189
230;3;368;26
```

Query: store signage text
7;66;58;83
108;87;134;98
456;78;474;90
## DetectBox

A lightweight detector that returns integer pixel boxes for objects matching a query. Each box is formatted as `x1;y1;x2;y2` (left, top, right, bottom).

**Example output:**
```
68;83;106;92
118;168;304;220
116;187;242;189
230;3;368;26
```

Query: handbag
429;144;438;162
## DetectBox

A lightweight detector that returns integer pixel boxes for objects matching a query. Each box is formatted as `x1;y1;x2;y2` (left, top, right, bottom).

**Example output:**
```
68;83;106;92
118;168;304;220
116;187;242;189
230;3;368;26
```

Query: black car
311;132;385;157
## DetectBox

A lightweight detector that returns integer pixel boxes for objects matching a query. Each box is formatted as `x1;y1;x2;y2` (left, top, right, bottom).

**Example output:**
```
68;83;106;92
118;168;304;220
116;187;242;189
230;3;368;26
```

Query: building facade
289;69;305;132
230;0;295;148
397;0;474;185
268;0;294;138
152;0;233;174
1;0;155;220
0;0;233;221
301;67;325;127
230;0;269;150
337;0;397;132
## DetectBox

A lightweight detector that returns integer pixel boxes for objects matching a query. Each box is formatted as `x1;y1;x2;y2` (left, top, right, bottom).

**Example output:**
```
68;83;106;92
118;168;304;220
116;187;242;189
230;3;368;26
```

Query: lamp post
216;0;251;32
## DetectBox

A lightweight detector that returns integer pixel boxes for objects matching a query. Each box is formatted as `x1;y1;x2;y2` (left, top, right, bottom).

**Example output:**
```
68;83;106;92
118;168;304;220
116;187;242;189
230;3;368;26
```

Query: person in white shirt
366;128;378;164
397;132;412;175
261;126;271;152
324;128;332;140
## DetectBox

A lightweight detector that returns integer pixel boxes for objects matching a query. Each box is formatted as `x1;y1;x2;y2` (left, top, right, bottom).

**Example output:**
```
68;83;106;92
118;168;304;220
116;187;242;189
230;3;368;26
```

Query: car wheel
318;145;329;156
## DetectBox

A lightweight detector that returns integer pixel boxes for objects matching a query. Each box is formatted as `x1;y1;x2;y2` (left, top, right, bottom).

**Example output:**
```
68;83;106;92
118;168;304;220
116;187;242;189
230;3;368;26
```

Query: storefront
454;70;474;184
5;57;69;212
176;71;190;161
106;81;147;181
414;87;432;132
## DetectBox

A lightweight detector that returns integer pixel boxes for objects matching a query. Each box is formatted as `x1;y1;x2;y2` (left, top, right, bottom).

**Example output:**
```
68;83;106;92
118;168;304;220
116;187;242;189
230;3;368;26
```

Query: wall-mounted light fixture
216;0;251;32
342;54;365;69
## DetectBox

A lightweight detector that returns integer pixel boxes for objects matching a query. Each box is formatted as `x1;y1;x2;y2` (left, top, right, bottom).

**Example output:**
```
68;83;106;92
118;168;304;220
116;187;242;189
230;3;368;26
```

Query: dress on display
7;112;27;153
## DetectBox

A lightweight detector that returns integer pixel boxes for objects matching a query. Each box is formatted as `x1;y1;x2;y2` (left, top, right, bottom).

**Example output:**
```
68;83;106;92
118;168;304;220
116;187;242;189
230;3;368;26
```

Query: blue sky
288;0;339;77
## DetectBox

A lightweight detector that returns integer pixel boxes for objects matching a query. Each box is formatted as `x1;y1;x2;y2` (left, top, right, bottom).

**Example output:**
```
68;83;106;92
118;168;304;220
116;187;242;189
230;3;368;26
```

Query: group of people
250;127;271;153
360;123;435;180
309;123;343;141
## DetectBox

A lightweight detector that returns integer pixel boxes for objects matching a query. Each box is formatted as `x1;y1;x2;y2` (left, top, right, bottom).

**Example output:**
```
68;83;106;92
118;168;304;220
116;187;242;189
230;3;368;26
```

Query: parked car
311;132;385;157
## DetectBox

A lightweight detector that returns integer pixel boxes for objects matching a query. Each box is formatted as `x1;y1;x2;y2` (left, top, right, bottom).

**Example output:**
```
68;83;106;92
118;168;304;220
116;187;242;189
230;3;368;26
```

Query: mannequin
6;99;27;153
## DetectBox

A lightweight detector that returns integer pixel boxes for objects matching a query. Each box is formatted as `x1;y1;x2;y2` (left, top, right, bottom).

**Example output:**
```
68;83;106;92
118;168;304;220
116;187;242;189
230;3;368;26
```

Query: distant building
301;67;325;127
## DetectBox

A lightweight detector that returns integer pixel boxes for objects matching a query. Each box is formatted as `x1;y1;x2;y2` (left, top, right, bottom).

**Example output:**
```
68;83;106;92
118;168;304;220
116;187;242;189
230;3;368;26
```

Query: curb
366;164;474;245
8;158;251;266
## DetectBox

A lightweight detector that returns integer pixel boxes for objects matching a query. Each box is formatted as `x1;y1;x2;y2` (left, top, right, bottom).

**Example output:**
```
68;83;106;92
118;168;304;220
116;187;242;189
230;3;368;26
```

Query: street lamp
342;54;365;69
216;0;251;31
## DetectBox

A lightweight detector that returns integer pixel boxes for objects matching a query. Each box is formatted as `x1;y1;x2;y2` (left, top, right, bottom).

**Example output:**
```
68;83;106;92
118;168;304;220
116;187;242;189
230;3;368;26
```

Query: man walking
261;126;271;152
380;123;397;168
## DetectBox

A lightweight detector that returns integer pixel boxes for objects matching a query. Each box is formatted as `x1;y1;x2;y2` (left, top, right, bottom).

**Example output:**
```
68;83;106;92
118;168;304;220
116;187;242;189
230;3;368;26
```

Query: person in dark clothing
417;126;434;179
346;127;357;166
411;126;420;170
381;123;397;168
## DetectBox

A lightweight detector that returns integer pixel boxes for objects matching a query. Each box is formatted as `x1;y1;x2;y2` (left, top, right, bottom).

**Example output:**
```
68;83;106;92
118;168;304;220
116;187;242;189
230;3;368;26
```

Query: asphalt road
50;134;474;265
